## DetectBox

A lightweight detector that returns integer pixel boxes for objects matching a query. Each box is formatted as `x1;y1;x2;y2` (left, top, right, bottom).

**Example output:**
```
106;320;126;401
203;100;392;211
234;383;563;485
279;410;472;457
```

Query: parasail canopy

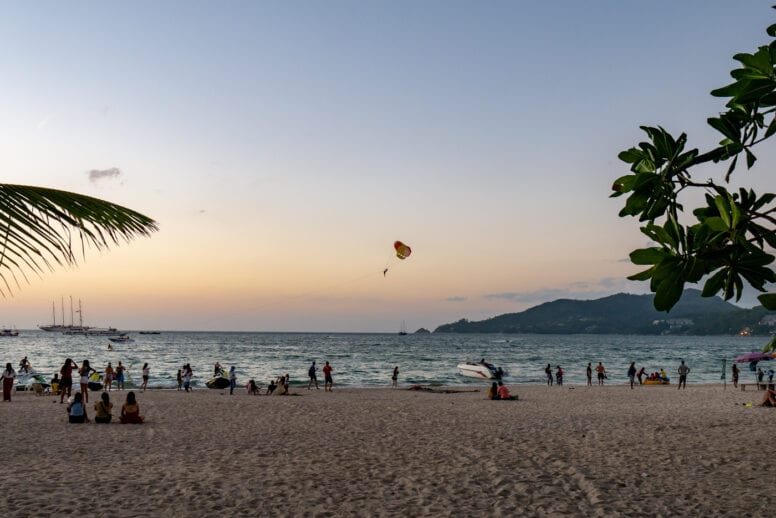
394;241;411;260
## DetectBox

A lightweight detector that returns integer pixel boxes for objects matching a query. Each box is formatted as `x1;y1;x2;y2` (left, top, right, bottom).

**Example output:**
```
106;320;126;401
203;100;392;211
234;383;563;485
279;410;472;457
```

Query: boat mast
61;296;65;327
69;295;74;327
77;299;83;328
51;301;56;326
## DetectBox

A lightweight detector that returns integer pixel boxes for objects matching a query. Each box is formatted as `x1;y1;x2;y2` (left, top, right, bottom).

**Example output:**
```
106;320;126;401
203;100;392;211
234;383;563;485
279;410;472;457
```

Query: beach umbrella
733;352;775;364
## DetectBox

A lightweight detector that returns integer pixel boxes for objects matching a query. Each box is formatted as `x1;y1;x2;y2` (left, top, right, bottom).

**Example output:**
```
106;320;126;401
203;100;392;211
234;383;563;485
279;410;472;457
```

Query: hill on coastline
433;290;773;335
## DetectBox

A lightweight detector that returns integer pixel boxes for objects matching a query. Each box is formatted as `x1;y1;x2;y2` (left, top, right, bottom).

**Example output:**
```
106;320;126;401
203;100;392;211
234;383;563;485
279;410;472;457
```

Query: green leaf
704;217;728;232
630;248;667;265
654;274;684;311
764;115;776;138
702;269;728;297
627;268;654;282
618;149;643;163
714;196;732;228
745;148;757;168
759;293;776;310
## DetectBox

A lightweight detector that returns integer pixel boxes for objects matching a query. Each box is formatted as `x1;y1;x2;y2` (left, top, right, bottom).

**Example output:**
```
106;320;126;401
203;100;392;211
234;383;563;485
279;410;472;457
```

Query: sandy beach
0;383;772;517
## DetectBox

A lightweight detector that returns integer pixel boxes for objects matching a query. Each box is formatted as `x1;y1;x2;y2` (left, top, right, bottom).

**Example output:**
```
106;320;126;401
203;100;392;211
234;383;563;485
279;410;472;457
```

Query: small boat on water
0;327;19;337
109;334;134;343
398;321;408;336
457;361;507;380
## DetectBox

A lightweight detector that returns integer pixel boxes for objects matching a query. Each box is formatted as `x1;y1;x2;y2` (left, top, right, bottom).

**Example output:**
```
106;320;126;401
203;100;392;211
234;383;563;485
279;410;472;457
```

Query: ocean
0;331;769;389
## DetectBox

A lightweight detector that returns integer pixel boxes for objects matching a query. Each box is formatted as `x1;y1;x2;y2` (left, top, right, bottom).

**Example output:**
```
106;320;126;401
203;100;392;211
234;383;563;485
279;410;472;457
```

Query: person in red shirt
59;358;78;404
496;381;517;401
322;361;333;392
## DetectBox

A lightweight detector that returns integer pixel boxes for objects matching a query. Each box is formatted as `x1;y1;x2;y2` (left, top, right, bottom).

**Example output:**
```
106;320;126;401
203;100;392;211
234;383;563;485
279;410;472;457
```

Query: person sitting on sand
660;369;668;381
247;379;260;395
94;392;113;424
267;379;277;395
67;392;89;423
497;381;517;400
120;391;144;424
488;382;499;400
760;387;776;407
274;376;288;396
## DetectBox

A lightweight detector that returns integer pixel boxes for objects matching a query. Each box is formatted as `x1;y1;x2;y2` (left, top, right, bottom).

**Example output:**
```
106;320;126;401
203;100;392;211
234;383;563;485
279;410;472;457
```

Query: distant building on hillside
652;318;693;329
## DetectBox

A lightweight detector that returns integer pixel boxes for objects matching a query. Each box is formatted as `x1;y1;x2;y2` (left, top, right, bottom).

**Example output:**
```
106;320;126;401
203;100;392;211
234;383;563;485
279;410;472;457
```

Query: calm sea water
0;331;769;389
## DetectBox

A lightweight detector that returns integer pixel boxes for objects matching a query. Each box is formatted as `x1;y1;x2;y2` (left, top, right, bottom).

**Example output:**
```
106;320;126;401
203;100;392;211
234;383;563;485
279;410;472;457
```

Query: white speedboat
109;334;134;343
457;361;507;379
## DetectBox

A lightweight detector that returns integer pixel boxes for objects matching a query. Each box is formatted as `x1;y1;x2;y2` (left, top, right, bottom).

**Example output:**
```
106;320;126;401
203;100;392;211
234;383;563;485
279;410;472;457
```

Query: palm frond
0;184;158;296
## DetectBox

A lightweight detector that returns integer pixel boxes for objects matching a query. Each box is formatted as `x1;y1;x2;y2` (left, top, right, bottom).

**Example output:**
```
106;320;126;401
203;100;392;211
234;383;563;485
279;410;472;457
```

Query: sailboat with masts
39;296;92;333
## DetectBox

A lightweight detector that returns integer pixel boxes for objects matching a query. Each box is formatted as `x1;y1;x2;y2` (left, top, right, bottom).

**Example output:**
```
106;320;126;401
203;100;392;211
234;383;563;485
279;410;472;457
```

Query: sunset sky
1;1;774;332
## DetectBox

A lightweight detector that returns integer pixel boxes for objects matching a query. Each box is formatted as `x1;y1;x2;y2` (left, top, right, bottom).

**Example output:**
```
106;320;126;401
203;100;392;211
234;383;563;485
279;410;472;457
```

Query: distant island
433;290;776;335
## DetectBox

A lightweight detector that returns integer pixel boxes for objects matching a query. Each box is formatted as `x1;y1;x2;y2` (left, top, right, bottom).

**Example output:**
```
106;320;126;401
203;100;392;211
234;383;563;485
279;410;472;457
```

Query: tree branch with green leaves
612;8;776;311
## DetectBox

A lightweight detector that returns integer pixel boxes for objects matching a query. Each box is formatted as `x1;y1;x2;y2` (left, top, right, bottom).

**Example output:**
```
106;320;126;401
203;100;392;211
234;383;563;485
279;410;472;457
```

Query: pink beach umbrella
733;352;776;364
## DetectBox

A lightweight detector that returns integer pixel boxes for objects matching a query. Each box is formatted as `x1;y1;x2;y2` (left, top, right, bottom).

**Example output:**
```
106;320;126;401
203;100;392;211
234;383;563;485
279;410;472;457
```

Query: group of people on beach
307;361;334;392
544;364;564;386
66;390;144;424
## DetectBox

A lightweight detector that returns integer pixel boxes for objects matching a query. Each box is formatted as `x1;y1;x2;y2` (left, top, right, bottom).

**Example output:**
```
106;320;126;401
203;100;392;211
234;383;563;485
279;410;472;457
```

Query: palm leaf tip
0;183;159;294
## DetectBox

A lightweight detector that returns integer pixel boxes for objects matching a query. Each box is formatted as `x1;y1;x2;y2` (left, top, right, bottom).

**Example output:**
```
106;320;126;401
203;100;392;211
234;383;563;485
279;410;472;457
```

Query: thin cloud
87;167;122;183
445;296;467;302
483;279;650;305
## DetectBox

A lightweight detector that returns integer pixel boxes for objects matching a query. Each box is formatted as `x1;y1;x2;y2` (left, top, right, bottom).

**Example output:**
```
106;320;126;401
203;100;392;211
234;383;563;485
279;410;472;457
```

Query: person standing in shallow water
391;366;399;388
627;362;637;389
308;361;318;390
545;364;553;386
586;362;592;386
229;366;237;395
140;363;150;391
323;361;333;392
677;360;690;389
596;362;606;386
